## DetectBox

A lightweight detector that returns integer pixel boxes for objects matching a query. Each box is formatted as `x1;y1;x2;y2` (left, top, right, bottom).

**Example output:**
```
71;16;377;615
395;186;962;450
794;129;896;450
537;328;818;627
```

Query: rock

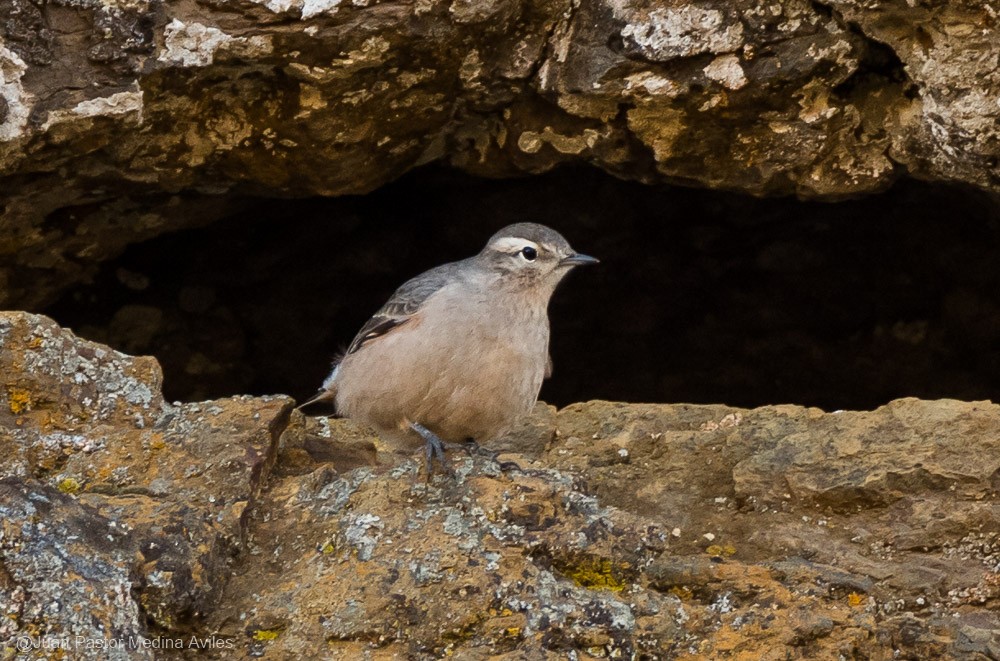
0;311;293;638
214;456;674;658
540;398;1000;657
5;311;1000;658
2;0;1000;310
0;478;153;661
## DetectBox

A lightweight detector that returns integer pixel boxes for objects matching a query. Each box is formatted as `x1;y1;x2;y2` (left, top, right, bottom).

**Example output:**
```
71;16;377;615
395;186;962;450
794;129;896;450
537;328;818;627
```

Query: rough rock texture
5;311;1000;658
2;0;1000;310
0;311;292;653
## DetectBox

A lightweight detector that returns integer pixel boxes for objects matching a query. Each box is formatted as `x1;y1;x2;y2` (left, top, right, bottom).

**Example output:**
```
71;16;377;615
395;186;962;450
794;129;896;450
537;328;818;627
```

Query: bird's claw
409;424;525;478
410;422;454;478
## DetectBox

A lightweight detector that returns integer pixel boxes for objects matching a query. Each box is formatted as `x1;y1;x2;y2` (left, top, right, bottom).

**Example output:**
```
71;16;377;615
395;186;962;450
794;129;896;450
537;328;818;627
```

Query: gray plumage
303;222;597;464
344;262;462;355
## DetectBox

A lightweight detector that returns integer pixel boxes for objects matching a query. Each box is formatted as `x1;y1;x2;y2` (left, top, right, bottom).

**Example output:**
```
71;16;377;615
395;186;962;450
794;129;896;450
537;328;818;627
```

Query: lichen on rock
0;311;293;642
4;312;1000;658
1;0;1000;311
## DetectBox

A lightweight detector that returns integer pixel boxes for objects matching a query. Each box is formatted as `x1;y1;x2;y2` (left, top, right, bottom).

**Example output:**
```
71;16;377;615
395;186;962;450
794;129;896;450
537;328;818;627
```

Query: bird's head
478;223;598;294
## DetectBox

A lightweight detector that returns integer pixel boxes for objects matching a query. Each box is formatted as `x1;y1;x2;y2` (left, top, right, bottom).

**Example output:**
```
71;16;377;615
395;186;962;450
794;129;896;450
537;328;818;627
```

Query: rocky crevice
33;167;1000;411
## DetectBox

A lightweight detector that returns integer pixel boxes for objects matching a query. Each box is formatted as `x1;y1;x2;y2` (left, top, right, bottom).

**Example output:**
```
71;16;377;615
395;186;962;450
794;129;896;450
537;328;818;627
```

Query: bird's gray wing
345;261;464;355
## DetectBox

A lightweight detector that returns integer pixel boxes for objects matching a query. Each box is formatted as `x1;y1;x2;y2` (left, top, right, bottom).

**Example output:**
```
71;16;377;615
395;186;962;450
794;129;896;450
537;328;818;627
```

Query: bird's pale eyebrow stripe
490;237;539;253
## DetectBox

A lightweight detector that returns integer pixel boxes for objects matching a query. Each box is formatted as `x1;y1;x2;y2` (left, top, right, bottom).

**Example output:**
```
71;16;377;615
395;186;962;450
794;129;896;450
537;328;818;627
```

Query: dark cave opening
43;166;1000;410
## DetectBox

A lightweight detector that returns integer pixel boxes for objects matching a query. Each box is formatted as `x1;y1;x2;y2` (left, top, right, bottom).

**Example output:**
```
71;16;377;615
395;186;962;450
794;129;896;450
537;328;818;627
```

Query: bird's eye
520;246;537;261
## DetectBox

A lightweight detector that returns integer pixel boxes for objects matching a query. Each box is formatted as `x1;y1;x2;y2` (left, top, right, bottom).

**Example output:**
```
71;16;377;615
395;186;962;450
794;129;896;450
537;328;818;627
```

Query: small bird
299;223;597;471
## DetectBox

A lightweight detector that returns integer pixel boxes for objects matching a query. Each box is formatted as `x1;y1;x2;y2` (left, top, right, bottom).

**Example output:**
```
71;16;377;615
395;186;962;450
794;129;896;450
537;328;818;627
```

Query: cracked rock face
5;312;1000;658
0;311;292;641
2;0;1000;310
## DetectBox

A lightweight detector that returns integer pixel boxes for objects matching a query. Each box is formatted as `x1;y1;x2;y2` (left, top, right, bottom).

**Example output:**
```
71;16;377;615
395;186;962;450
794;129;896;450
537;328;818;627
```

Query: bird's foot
410;422;455;478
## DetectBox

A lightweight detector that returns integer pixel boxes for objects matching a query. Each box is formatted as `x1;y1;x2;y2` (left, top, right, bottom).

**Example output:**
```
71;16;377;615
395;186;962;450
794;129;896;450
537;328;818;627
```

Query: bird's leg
410;422;452;476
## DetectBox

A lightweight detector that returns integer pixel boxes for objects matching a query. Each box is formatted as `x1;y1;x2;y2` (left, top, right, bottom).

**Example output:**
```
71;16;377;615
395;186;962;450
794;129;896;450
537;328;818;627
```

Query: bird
298;222;598;472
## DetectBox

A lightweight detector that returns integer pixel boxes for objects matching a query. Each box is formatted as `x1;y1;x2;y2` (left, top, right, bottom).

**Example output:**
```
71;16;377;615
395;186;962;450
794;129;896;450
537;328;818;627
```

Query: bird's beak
560;253;600;267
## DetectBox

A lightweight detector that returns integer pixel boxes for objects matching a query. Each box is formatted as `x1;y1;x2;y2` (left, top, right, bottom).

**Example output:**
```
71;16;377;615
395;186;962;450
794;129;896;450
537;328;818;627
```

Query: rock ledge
3;310;1000;659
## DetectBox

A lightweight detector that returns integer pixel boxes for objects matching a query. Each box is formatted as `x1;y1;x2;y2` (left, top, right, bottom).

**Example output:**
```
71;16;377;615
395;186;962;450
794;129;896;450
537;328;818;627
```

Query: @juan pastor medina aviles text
12;634;235;652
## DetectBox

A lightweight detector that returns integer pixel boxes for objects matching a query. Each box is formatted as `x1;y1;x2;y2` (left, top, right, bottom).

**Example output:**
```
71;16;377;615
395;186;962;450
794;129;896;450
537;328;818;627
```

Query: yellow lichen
562;558;629;592
321;542;335;554
57;478;81;495
705;544;737;557
670;586;693;600
252;630;280;641
7;387;31;414
847;592;865;607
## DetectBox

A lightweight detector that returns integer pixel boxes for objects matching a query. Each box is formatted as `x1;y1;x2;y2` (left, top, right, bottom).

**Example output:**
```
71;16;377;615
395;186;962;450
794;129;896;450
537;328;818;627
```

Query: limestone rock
4;311;1000;658
2;0;1000;310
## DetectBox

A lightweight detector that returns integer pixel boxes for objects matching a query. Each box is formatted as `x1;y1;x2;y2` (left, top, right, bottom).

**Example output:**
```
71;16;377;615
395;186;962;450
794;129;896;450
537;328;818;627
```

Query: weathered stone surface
541;400;1000;658
5;311;1000;658
2;0;1000;310
219;454;673;658
0;479;153;661
0;311;293;646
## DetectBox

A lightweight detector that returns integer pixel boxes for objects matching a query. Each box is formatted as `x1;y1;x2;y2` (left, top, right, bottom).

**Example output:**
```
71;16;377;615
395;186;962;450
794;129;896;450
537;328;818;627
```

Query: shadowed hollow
43;166;1000;409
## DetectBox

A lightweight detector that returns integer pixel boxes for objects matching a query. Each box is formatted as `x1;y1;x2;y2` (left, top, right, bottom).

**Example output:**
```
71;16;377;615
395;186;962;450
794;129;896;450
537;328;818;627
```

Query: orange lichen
7;387;31;414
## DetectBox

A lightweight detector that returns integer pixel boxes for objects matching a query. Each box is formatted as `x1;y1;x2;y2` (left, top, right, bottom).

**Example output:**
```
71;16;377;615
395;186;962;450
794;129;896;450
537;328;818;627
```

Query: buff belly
333;296;549;450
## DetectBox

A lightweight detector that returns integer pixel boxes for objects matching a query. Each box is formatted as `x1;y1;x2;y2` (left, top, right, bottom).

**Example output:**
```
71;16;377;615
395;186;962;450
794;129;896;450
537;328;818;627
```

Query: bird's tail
295;387;337;412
